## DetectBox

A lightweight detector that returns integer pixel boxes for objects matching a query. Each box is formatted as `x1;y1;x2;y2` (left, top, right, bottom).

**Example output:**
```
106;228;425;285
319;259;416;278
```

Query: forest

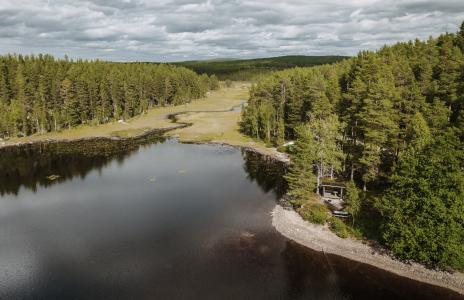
174;55;347;80
0;55;219;139
241;23;464;270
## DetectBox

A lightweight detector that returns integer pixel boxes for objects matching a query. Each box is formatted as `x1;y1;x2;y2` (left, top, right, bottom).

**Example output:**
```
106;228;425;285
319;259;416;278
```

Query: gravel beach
271;204;464;295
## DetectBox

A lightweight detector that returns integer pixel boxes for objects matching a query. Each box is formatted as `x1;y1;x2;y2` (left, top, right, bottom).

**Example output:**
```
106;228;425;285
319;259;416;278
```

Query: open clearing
3;83;249;145
3;82;286;161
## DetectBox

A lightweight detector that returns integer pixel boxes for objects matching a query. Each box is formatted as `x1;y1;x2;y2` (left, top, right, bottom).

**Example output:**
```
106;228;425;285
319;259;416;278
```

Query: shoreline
271;204;464;295
2;88;463;296
0;125;186;150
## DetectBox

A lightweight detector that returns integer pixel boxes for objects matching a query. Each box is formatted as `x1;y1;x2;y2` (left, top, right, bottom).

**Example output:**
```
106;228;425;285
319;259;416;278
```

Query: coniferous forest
3;1;464;298
174;55;348;80
241;23;464;270
0;55;218;138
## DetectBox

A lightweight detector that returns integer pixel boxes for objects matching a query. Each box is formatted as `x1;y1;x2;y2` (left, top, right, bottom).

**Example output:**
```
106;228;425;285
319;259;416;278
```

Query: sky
0;0;463;62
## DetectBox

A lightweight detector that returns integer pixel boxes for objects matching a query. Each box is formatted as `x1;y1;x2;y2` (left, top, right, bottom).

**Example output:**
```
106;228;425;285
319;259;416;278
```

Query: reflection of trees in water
0;134;166;196
1;137;287;197
241;150;287;198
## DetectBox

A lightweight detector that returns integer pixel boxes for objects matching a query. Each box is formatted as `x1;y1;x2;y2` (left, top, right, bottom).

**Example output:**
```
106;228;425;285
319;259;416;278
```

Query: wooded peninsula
241;23;464;271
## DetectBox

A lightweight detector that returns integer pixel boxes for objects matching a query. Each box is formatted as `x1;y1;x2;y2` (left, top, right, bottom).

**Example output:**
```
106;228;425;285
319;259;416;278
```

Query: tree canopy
241;22;464;270
0;54;218;138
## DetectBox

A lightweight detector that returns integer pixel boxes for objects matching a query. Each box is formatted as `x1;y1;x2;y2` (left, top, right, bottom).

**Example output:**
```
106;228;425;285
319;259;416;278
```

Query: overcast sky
0;0;463;62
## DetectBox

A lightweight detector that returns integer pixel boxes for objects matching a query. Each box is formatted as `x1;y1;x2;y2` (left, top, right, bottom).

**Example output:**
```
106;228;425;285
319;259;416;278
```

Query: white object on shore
118;119;128;125
283;141;295;147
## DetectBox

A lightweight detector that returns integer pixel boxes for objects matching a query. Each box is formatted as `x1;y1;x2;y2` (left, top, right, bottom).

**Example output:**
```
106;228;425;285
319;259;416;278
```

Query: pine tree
284;124;317;203
405;112;432;152
434;34;463;122
306;112;344;189
61;78;80;127
348;53;398;190
456;21;464;51
345;180;361;225
258;101;275;144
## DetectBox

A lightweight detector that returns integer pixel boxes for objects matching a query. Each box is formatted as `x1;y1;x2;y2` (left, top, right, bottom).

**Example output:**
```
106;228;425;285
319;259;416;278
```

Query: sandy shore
271;204;464;295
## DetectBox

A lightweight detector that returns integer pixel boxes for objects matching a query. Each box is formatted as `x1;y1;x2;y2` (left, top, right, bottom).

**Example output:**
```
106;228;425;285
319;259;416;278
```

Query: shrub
276;145;287;153
298;203;330;225
330;217;349;238
290;197;306;207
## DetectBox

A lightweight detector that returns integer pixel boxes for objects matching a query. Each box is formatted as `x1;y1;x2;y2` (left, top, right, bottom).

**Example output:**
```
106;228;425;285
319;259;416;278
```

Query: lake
0;136;461;299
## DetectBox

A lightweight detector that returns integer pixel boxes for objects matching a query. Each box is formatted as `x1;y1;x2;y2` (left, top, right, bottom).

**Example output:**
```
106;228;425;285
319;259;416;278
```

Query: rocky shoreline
271;204;464;295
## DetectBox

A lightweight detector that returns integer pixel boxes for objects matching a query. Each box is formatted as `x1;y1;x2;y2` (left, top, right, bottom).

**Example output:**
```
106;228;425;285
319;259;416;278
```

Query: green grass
297;203;331;225
109;128;151;138
329;217;350;238
4;84;250;146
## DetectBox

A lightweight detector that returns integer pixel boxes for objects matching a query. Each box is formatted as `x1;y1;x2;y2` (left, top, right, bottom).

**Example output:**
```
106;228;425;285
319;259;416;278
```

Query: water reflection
0;134;166;196
0;136;461;300
242;150;287;198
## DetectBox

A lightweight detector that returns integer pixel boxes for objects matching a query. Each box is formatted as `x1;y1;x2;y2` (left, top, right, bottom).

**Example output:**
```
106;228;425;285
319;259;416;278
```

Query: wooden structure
332;211;350;218
320;182;346;210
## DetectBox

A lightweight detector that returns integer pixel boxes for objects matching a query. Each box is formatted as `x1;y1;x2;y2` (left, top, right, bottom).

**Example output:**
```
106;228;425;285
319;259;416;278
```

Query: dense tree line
174;55;348;80
0;54;219;138
241;23;464;270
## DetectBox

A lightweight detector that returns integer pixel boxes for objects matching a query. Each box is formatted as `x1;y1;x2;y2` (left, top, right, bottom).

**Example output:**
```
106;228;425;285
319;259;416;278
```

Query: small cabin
320;182;346;210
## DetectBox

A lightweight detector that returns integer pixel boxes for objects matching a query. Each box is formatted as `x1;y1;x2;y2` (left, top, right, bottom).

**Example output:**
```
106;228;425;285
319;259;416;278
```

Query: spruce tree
284;124;317;203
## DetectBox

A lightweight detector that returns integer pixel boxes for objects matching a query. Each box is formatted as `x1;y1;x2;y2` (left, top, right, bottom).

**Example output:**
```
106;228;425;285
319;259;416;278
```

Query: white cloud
0;0;462;61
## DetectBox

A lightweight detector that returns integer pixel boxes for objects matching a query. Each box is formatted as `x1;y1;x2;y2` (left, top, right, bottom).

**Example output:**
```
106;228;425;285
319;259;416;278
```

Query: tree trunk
267;121;270;142
448;103;452;122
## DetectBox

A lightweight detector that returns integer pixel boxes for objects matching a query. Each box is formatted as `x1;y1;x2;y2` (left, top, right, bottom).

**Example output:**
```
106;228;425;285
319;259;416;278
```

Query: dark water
0;137;461;300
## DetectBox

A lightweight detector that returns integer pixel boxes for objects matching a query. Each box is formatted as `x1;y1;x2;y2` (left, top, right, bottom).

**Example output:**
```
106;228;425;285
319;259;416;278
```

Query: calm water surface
0;137;461;299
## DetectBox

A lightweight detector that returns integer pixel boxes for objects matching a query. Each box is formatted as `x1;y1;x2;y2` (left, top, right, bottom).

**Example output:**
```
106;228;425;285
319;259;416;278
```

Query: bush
298;203;330;225
289;197;306;207
330;218;349;238
276;145;287;153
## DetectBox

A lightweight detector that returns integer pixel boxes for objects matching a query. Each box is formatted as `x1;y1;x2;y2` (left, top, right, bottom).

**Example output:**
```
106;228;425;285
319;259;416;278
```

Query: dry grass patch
4;83;250;144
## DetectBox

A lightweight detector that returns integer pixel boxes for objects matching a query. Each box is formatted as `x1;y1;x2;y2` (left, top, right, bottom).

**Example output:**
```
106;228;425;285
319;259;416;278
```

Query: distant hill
172;55;349;80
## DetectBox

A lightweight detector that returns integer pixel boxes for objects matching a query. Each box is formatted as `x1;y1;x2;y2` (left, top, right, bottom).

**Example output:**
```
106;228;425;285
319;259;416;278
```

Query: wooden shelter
319;182;346;210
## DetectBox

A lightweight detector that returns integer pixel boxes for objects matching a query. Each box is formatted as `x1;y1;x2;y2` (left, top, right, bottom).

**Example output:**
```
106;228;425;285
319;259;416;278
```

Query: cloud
0;0;462;61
